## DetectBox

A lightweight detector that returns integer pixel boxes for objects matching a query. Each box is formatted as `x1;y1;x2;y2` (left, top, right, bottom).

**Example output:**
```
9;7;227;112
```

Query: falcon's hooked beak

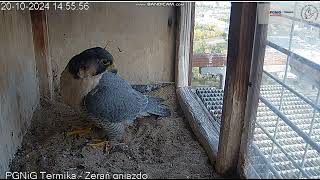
101;59;117;74
106;62;118;74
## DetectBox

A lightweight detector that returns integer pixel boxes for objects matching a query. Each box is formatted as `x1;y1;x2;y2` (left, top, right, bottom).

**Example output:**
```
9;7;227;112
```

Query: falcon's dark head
67;47;118;79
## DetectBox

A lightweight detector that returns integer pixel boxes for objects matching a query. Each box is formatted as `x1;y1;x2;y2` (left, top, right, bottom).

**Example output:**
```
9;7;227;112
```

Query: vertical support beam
215;2;257;176
238;3;270;178
30;10;53;100
188;3;195;86
175;2;194;88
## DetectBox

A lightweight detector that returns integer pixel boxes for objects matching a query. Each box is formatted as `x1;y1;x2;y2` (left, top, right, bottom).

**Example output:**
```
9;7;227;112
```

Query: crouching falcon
60;47;171;149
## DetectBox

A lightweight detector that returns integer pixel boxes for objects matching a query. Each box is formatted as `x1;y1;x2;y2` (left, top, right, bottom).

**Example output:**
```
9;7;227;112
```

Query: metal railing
194;2;320;178
255;121;311;178
267;41;320;71
259;95;320;154
196;84;320;178
263;71;320;112
258;3;320;177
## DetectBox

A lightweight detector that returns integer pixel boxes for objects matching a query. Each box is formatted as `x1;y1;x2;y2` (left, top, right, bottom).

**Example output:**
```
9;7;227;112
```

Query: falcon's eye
80;66;86;70
102;59;110;66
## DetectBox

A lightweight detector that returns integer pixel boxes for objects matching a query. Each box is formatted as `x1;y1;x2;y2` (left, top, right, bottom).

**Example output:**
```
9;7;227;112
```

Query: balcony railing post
216;2;258;176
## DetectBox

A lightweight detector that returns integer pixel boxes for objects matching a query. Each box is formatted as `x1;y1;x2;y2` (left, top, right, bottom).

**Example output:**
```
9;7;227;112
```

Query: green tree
193;23;227;54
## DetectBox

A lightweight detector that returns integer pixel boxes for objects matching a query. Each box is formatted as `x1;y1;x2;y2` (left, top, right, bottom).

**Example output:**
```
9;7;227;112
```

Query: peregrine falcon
60;47;171;150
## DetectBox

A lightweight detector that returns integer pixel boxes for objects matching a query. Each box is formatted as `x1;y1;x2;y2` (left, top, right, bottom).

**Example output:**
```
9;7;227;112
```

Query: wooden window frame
176;2;270;178
30;10;53;100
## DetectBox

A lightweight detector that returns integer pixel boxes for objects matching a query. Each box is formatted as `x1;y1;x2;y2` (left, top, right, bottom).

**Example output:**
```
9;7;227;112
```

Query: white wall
47;2;176;91
0;10;39;177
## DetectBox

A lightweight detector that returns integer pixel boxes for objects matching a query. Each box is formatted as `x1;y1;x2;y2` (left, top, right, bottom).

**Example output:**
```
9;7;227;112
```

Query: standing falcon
60;47;171;149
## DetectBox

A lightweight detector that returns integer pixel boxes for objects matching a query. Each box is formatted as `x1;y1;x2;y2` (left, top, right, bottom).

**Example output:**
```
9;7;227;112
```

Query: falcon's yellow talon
66;127;92;136
92;138;105;142
88;141;104;147
88;140;111;151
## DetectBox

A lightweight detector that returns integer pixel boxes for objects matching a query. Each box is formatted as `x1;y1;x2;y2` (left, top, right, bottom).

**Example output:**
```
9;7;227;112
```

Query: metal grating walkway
196;85;320;179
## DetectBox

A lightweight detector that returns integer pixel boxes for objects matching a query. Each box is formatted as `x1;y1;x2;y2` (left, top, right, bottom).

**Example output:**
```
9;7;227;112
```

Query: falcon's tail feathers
131;84;163;94
146;96;171;117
